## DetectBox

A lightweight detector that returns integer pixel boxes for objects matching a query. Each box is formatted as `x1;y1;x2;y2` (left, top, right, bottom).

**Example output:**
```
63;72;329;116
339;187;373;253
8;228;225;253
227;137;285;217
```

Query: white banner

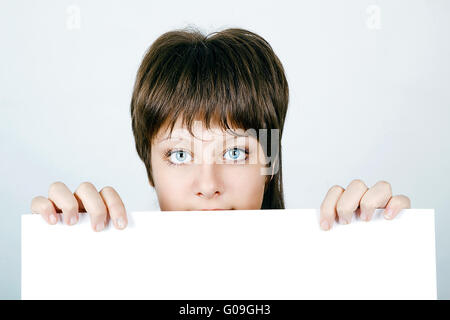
21;209;436;299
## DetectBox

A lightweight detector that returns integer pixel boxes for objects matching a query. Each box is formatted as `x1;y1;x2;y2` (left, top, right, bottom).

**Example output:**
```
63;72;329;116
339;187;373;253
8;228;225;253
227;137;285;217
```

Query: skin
149;118;267;211
319;179;411;231
30;121;411;232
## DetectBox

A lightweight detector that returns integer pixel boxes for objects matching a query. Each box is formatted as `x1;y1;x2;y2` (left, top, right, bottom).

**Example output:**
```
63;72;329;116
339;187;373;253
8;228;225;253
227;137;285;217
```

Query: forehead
155;117;250;143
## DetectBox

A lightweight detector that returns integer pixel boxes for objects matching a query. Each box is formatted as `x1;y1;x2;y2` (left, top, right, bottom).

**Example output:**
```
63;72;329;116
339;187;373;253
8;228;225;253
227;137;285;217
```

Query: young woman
30;27;411;232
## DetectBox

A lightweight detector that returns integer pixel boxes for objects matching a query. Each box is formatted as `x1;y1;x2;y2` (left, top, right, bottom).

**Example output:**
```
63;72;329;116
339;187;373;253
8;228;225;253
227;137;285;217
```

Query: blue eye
224;148;247;161
165;147;248;166
169;150;192;165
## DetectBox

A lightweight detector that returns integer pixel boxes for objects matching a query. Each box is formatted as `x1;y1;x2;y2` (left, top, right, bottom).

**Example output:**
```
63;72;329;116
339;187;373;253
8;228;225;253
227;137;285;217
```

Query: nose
194;164;223;200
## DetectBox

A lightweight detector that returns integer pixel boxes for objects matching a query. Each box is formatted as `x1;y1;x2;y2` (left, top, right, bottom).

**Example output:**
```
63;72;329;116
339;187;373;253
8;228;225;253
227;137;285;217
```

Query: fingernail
339;217;349;225
49;215;57;224
95;222;105;232
384;208;394;219
70;215;78;225
116;218;125;229
320;220;330;231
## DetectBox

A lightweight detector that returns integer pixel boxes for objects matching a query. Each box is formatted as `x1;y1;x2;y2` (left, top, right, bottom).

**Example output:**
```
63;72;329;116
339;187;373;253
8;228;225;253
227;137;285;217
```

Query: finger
383;194;411;220
48;181;79;226
359;180;392;221
336;179;368;224
99;186;127;230
320;185;345;230
31;196;59;225
74;182;108;232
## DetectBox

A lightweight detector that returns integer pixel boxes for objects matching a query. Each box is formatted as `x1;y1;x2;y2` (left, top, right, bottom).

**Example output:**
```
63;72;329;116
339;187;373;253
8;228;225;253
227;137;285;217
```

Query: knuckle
31;196;56;214
329;185;344;193
402;195;411;206
48;181;64;194
30;196;40;210
78;181;95;192
377;180;392;190
100;186;115;194
394;194;411;206
30;196;46;214
350;179;366;188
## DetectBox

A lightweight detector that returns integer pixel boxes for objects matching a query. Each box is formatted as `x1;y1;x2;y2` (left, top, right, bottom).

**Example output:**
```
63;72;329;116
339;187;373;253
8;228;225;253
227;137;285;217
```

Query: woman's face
150;118;268;211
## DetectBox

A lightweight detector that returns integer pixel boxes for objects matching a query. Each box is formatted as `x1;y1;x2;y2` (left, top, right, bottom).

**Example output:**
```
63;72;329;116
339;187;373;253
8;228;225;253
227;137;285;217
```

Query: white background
1;0;449;299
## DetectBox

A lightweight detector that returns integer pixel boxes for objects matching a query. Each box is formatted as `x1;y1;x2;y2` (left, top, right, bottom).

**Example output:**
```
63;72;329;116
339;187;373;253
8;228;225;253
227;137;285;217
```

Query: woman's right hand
31;181;128;232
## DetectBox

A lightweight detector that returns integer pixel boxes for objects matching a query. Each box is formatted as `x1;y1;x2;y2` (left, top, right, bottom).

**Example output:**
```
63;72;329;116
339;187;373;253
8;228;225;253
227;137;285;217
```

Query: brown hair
130;26;289;209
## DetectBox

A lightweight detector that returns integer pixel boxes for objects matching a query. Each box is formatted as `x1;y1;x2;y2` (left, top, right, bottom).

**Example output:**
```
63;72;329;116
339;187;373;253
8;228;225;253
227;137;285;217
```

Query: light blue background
1;0;449;299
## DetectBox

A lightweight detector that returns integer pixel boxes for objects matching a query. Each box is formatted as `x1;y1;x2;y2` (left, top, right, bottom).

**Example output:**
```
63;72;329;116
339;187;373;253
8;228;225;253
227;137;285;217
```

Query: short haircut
130;27;289;209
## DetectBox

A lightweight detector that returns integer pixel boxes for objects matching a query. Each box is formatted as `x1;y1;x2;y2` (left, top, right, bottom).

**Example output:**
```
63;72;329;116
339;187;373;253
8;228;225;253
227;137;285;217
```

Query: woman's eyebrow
157;133;251;144
156;136;184;143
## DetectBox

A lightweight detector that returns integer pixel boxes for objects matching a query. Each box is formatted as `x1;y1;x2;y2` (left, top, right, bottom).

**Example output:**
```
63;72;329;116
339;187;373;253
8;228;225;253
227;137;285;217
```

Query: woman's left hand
319;179;411;231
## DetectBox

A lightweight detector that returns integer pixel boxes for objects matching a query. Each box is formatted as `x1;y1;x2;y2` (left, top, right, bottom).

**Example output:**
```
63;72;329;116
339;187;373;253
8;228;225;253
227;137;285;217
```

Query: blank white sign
21;209;436;299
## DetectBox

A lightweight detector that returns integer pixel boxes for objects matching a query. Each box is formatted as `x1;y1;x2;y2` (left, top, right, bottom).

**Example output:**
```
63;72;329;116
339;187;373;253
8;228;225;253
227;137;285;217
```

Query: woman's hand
31;181;128;232
319;179;411;231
